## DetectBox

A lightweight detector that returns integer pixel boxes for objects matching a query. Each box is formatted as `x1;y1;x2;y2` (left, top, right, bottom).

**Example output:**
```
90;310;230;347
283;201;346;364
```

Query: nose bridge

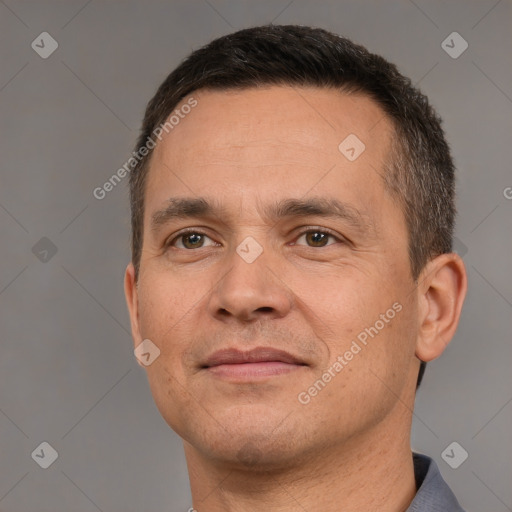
209;232;291;321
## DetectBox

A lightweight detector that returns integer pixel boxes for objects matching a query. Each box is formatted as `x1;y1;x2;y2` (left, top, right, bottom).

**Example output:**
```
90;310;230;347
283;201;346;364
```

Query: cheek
313;273;387;344
359;299;418;397
137;276;200;433
136;282;192;381
136;272;206;382
137;286;168;338
315;269;414;374
137;273;192;339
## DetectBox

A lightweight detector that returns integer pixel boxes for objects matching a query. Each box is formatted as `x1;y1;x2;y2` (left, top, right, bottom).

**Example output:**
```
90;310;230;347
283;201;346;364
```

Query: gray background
0;0;511;511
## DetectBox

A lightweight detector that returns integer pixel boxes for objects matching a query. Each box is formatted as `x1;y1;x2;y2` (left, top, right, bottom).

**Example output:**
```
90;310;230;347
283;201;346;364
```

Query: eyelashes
165;227;344;251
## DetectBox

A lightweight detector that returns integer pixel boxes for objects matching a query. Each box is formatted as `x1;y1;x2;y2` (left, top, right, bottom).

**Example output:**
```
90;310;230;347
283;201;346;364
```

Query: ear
124;262;144;361
415;253;467;362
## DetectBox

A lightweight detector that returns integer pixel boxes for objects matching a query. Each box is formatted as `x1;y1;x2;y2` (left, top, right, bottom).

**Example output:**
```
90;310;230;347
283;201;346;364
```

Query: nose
207;242;293;323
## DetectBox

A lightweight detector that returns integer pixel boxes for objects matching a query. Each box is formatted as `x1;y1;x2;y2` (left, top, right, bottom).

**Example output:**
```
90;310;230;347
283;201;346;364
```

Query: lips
202;347;307;380
203;347;305;368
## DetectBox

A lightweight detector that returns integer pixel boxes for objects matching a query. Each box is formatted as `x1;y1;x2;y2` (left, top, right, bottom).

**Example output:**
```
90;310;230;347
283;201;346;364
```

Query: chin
181;411;316;471
207;434;303;471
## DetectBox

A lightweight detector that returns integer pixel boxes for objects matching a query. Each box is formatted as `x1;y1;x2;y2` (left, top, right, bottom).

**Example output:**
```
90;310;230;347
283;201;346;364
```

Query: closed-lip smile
202;347;308;380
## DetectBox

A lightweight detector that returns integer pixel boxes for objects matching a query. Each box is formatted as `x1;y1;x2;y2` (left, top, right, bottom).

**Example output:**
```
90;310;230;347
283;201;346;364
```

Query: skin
124;86;467;511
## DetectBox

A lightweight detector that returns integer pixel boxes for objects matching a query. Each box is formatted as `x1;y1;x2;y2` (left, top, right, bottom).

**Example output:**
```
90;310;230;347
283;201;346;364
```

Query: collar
406;452;465;511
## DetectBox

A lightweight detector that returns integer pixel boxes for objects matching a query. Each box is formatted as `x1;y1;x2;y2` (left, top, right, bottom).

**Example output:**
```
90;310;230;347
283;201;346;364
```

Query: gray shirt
407;453;465;511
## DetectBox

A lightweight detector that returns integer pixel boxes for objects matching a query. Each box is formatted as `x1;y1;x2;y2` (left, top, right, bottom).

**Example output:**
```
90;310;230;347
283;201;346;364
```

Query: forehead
145;85;397;229
155;86;392;163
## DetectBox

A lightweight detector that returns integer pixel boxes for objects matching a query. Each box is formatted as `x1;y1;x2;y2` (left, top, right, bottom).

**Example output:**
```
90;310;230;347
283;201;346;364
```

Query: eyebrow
150;196;375;236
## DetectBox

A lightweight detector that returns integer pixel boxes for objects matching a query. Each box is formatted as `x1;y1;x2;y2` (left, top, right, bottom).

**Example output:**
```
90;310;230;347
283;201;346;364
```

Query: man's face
127;86;421;468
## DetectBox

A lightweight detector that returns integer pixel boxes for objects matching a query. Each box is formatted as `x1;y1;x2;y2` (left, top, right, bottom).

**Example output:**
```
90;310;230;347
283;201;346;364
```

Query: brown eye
306;231;330;247
181;233;205;249
168;231;216;250
295;229;340;248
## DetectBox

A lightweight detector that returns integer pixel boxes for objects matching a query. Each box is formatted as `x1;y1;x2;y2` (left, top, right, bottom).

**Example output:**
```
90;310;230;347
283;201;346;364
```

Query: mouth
202;347;308;380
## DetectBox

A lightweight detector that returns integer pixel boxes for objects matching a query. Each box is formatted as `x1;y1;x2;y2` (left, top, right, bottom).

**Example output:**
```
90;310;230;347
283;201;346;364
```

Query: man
124;25;467;511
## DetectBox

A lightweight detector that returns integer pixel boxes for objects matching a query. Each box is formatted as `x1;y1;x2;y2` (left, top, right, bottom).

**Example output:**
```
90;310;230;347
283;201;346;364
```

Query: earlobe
415;253;467;362
124;262;143;350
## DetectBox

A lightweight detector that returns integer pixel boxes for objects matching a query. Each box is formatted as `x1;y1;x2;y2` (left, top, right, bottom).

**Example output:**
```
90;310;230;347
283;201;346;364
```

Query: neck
184;403;417;512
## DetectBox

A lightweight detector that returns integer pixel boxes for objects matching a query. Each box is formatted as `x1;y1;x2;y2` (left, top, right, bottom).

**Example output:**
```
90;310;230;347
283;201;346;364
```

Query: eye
165;227;343;251
294;228;342;248
166;230;217;250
